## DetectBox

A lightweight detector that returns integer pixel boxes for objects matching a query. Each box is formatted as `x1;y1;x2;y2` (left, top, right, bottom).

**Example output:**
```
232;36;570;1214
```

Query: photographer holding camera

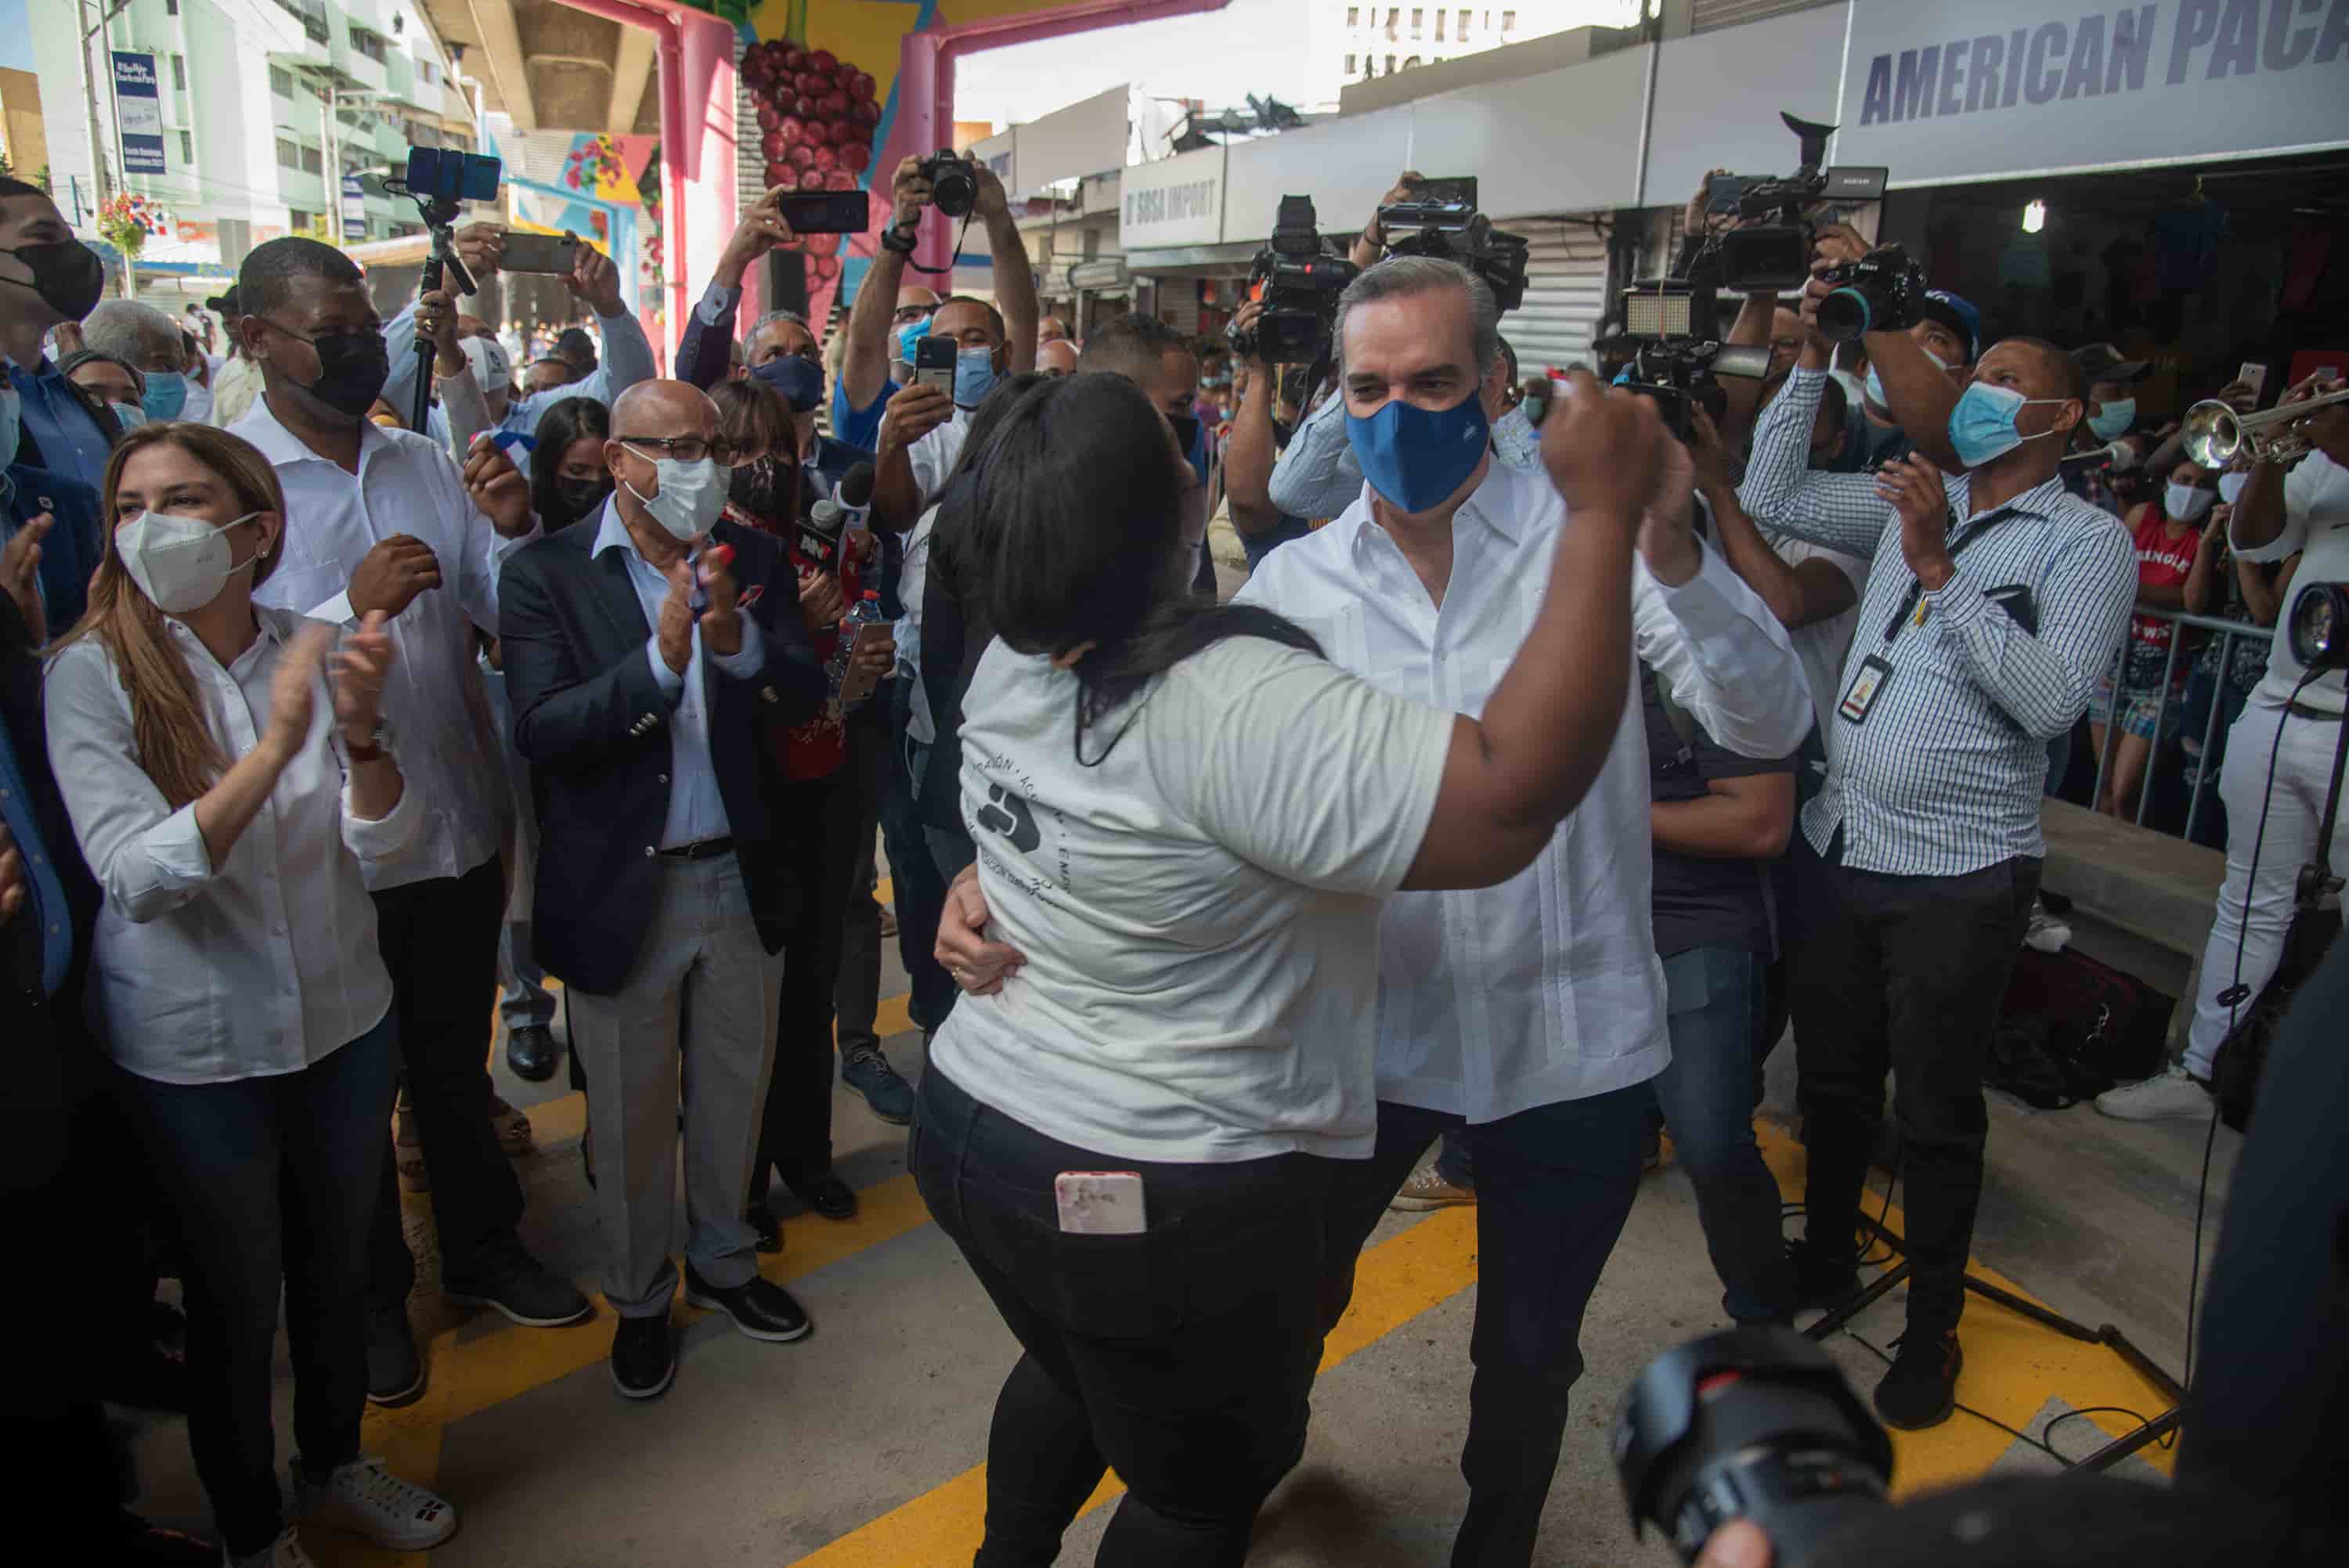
836;153;1037;487
1737;287;2135;1429
1801;223;1980;475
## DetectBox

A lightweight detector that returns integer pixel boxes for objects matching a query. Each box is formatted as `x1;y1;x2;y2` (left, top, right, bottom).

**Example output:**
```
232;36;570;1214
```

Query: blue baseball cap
1919;290;1980;364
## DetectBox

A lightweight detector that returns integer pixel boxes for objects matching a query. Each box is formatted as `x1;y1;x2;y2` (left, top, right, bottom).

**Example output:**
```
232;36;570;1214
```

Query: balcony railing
270;0;330;45
2087;605;2276;841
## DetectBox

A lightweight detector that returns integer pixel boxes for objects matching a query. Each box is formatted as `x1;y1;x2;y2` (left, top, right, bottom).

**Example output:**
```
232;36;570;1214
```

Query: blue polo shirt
5;358;114;494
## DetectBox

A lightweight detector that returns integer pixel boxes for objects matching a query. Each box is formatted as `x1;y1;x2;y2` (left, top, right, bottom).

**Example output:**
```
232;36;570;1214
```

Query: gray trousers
567;852;782;1317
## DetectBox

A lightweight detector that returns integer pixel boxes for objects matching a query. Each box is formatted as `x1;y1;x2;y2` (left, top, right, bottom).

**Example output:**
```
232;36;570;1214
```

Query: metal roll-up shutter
1691;0;1843;33
1503;216;1611;377
1160;279;1203;336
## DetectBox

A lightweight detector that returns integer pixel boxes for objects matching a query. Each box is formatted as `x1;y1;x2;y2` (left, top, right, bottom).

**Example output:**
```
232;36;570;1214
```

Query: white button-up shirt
236;396;536;890
587;499;767;848
44;607;420;1083
1236;460;1813;1123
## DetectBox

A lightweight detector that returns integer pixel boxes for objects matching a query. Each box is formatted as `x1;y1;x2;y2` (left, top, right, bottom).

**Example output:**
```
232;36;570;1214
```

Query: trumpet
2181;387;2349;468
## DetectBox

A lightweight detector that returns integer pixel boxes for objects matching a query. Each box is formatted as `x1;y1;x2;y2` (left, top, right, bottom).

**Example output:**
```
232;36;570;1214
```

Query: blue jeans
114;1014;399;1556
1649;947;1794;1324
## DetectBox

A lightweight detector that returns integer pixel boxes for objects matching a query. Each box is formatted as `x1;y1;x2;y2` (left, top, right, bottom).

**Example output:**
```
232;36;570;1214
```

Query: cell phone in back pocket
1055;1172;1145;1235
913;333;958;395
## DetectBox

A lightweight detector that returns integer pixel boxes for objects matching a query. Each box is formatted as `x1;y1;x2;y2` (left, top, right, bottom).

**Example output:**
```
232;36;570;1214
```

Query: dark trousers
911;1064;1335;1568
1651;946;1794;1324
1785;831;2040;1337
116;1015;399;1556
1323;1087;1648;1568
366;856;518;1299
754;769;867;1195
835;705;888;1055
884;679;956;1034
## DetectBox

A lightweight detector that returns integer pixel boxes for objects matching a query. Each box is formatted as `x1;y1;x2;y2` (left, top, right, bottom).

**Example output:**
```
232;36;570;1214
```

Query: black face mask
1;240;106;323
727;455;798;522
265;322;391;420
551;475;613;529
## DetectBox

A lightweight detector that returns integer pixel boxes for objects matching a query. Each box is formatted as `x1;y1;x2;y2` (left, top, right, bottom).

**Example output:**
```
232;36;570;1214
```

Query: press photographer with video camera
1734;287;2136;1430
842;150;1037;517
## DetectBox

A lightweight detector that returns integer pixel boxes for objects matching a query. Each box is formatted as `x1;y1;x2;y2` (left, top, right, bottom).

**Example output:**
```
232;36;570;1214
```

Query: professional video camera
920;149;980;219
1227;195;1359;365
1597;279;1773;440
1814;242;1929;342
1376;176;1531;313
1615;1327;1893;1566
1699;112;1889;295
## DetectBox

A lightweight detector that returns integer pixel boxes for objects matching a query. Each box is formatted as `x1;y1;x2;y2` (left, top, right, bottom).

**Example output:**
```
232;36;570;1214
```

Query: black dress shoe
786;1170;858;1220
610;1312;677;1399
684;1264;812;1342
506;1023;561;1083
745;1203;781;1253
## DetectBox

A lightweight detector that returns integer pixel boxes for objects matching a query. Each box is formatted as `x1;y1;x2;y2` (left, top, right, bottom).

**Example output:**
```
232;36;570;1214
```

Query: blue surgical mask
896;318;929;371
140;369;188;422
1864;346;1948;410
750;355;824;413
2087;396;2136;441
110;402;149;431
1947;382;2067;468
953;347;998;409
1344;388;1491;514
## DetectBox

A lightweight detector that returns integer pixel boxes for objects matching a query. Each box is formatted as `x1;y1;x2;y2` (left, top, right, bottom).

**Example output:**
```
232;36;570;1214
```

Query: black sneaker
785;1170;858;1221
364;1299;424;1408
842;1045;915;1125
610;1312;676;1400
442;1236;593;1328
684;1264;812;1343
1788;1237;1861;1311
1873;1330;1963;1430
505;1023;561;1083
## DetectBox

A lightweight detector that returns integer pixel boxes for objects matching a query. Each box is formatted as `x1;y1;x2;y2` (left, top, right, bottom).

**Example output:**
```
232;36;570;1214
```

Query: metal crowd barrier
2087;605;2275;838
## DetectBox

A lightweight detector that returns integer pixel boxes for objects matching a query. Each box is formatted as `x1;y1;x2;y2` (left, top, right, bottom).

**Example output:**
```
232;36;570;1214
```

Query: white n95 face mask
622;450;727;542
115;510;261;614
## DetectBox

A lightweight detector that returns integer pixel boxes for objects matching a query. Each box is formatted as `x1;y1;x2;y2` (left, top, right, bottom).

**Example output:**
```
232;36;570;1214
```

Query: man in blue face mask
2061;341;2152;513
869;295;1012;535
1237;254;1813;1568
1738;306;2139;1435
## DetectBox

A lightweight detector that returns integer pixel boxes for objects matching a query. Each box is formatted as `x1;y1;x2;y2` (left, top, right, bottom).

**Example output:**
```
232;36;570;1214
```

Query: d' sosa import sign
1836;0;2349;183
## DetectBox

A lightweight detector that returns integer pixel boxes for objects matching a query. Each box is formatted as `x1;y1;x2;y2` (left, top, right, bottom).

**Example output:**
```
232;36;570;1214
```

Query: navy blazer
497;508;827;991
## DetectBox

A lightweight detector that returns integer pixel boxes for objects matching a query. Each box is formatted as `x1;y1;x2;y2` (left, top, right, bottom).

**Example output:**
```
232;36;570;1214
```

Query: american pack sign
1836;0;2349;183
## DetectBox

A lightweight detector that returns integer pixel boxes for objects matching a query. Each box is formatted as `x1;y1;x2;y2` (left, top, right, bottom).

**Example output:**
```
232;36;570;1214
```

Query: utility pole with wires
76;0;136;212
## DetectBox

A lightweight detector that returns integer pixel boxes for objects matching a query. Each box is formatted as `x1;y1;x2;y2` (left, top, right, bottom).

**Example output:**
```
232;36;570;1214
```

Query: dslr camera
1377;175;1531;313
920;149;980;220
1615;1327;1893;1566
1598;279;1773;441
1696;112;1889;295
1227;196;1359;366
1814;243;1928;342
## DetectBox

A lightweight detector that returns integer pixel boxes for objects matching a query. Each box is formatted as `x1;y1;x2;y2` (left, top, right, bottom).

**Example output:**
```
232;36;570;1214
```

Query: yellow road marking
779;1206;1485;1568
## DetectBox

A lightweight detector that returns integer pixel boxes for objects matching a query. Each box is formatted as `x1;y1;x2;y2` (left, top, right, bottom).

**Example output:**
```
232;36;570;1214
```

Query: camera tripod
384;178;477;434
1803;1213;2185;1472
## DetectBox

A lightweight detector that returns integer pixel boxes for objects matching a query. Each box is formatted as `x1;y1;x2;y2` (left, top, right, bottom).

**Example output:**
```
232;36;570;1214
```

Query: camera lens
928;153;978;219
1817;280;1888;343
1615;1328;1893;1567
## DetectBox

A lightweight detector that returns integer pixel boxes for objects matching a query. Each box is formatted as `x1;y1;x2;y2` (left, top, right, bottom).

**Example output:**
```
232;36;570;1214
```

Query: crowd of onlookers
5;149;2345;1568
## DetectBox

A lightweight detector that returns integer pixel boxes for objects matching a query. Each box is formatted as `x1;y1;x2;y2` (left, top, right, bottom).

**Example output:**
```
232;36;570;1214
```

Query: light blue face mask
141;369;188;422
896;318;929;373
1947;381;2067;468
2087;396;2136;441
953;346;998;409
1864;346;1949;410
111;402;150;431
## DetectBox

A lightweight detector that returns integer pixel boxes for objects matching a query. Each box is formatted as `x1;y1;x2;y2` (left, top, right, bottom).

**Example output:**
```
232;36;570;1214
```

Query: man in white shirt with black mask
230;238;594;1408
934;255;1810;1566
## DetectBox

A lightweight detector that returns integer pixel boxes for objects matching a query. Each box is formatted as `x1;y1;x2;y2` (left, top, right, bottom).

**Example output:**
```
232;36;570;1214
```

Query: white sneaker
293;1455;459;1551
225;1528;317;1568
2023;899;2073;953
2094;1063;2214;1122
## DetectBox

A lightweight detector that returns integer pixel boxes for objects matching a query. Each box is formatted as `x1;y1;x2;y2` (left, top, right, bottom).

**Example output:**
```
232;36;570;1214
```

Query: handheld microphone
800;497;846;571
835;460;876;529
2059;441;2134;475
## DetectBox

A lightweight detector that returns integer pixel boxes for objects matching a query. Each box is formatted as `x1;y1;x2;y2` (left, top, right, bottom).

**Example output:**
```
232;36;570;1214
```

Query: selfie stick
383;174;478;434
